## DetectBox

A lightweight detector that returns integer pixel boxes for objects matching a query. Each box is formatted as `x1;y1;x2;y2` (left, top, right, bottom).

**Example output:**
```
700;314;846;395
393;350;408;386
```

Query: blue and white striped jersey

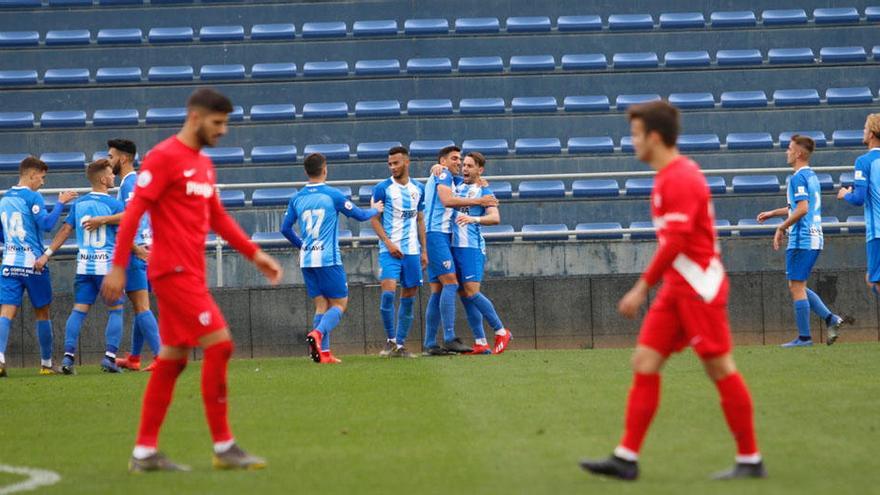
118;172;152;246
372;178;425;255
787;167;823;250
0;186;56;269
452;182;494;251
853;148;880;242
65;192;124;275
424;168;463;233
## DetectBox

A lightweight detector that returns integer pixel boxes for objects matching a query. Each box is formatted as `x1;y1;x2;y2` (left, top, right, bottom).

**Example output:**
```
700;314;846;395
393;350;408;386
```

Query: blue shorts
302;265;349;299
125;255;150;293
379;252;423;288
426;232;455;283
0;266;52;308
75;274;124;306
785;248;820;281
867;239;880;283
452;247;485;283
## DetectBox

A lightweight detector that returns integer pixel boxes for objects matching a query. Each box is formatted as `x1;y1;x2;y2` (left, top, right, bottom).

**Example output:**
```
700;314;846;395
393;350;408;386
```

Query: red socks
201;340;234;444
715;372;759;457
135;357;187;448
619;373;661;455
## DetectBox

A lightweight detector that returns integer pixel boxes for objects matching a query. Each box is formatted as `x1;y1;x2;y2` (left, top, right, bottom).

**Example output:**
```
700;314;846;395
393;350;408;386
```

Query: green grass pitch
1;343;877;494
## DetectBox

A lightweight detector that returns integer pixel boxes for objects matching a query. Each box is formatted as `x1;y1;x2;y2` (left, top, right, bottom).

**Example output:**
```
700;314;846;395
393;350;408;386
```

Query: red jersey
112;136;257;281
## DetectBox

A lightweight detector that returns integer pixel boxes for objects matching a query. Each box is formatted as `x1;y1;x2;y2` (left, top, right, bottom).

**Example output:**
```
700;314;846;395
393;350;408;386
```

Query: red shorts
152;273;227;347
638;279;732;359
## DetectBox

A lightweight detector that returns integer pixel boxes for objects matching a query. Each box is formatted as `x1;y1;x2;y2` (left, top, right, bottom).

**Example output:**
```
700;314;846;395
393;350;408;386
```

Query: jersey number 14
1;211;26;242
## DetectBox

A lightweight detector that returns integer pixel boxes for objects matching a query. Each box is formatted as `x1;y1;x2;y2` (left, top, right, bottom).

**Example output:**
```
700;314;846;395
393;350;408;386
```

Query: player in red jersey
100;88;283;473
579;101;765;481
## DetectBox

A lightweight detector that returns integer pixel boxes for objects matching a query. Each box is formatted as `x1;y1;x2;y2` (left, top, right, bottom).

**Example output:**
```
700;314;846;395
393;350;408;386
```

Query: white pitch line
0;465;61;494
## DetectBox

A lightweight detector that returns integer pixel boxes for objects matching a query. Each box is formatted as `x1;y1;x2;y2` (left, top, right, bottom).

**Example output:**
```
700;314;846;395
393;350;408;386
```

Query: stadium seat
514;138;561;155
608;14;654;30
251;62;296;79
732;175;780;193
773;89;820;106
0;154;29;170
459;98;505;115
356;141;402;159
461;139;508;156
625;178;654;196
335;186;353;199
715;219;732;237
229;105;244;123
353;20;398;36
148;27;194;43
44;68;90;84
48;0;90;5
355;59;400;75
557;15;602;31
200;64;245;80
867;6;880;21
511;96;557;113
407;99;453;116
509;55;555;71
250;104;296;121
779;131;827;147
481;224;515;242
568;137;614;153
572;179;619;197
203;147;244;165
612;52;659;68
720;91;768;108
303;143;350;160
716;49;763;65
148;65;193;81
356;185;374;202
455;17;499;33
200;25;244;42
0;70;37;86
575;222;624;240
521;224;569;241
251;145;297;163
40;152;85;170
820;46;867;62
664;51;711;67
659;12;705;29
0;0;40;6
832;130;864;147
488;182;512;199
251;232;287;243
726;133;774;150
457;56;504;73
706;176;727;194
303;61;349;77
616;94;661;110
678;134;721;151
406;57;452;74
410;140;455;157
767;47;815;64
219;190;246;208
710;10;756;27
821;216;842;234
96;28;142;44
846;215;865;234
354;100;401;117
518;181;565;199
738;217;781;236
0;31;39;47
403;18;448;35
45;29;90;45
620;136;634;152
563;95;611;112
92;151;110;161
668;92;715;109
40;110;87;128
301;21;347;38
816;174;834;191
874;46;880;59
96;67;141;83
505;16;551;32
252;188;297;207
761;9;808;25
629;221;656;240
302;102;349;119
0;112;34;128
813;7;859;24
357;225;379;243
560;54;608;70
250;24;296;40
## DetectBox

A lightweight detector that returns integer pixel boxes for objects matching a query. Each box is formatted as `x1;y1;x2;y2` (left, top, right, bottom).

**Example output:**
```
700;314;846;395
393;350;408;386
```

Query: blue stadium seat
250;24;296;40
616;94;661;110
874;46;880;59
832;130;864;147
720;91;768;108
488;182;512;199
621;136;634;152
608;14;654;30
403;18;448;35
148;27;194;43
557;15;602;32
455;17;500;33
511;96;557;113
659;12;705;29
575;222;624;240
302;102;349;119
48;0;90;5
668;92;715;109
96;67;141;83
678;134;721;151
710;11;757;27
664;51;711;67
335;186;353;199
251;145;297;163
821;216;842;235
96;28;142;44
737;218;781;237
92;151;110;161
44;68;90;84
0;112;34;128
761;9;807;25
406;57;452;74
251;62;296;79
148;65;193;82
302;21;347;38
252;188;297;207
867;6;880;21
0;31;39;47
521;224;569;241
457;56;504;73
509;55;555;71
0;70;38;86
357;185;374;202
505;16;551;32
219;190;245;208
767;47;815;64
354;59;400;75
629;221;656;240
356;141;402;159
625;178;654;196
846;215;865;234
410;140;455;157
40;110;86;128
816;174;834;191
459;98;505;115
250;232;285;243
706;176;727;194
519;180;565;199
357;225;378;242
203;147;244;165
726;133;774;150
0;154;28;171
820;46;867;62
779;131;827;147
732;175;780;193
572;179;619;197
563;95;610;112
481;224;515;242
200;64;245;80
407;99;453;116
92;109;138;126
461;139;508;156
354;100;401;117
303;61;349;77
715;219;732;237
560;53;607;70
250;104;296;121
303;143;350;160
716;49;763;65
612;52;659;68
568;137;614;153
353;20;398;36
45;29;90;46
40;152;85;170
0;0;40;6
200;25;244;42
813;7;859;24
774;88;821;107
514;138;562;155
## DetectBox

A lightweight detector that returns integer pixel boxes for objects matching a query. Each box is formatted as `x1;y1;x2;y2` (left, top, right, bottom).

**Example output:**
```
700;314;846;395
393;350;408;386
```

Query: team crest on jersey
442;260;452;269
467;188;478;198
198;311;212;326
31;204;40;214
439;172;448;180
138;171;153;187
411;191;419;201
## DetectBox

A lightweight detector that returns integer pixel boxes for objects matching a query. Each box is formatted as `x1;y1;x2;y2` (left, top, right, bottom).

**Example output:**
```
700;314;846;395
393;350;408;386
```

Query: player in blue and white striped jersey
0;156;77;377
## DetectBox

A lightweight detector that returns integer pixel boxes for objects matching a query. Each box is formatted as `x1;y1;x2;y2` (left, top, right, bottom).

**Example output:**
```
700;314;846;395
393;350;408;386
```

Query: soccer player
422;146;498;356
100;88;283;472
41;159;126;374
837;113;880;295
371;146;426;358
0;156;77;377
280;153;381;364
580;101;765;481
757;135;852;347
450;152;512;355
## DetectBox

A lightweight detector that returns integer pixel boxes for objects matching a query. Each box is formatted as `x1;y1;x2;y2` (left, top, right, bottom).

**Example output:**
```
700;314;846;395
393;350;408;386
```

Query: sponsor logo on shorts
198;311;212;327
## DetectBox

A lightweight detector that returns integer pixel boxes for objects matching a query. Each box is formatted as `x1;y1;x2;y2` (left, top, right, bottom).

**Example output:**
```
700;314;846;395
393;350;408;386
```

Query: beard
195;126;216;148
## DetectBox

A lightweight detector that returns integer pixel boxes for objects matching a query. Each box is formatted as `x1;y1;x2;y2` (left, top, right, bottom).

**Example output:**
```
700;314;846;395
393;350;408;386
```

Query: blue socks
317;307;343;351
135;311;160;355
440;284;458;342
794;299;811;340
467;293;504;331
461;296;486;341
424;292;441;348
805;289;833;322
131;318;144;356
380;291;395;340
395;296;415;346
37;320;53;362
0;316;10;357
64;309;87;355
105;309;124;355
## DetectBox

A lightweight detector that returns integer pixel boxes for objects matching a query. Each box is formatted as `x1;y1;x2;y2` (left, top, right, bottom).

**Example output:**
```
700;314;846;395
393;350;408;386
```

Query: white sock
132;446;157;459
395;344;404;350
105;352;116;360
41;358;52;368
0;352;6;363
476;338;488;346
495;329;508;336
736;453;762;464
213;439;235;454
614;446;639;462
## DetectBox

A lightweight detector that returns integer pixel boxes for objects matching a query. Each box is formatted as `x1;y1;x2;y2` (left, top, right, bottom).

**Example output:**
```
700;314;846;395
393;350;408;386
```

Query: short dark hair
790;134;815;155
186;87;233;114
466;152;486;168
19;156;47;175
86;159;112;184
438;145;461;162
304;153;326;178
388;146;409;157
107;138;136;156
627;101;680;148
